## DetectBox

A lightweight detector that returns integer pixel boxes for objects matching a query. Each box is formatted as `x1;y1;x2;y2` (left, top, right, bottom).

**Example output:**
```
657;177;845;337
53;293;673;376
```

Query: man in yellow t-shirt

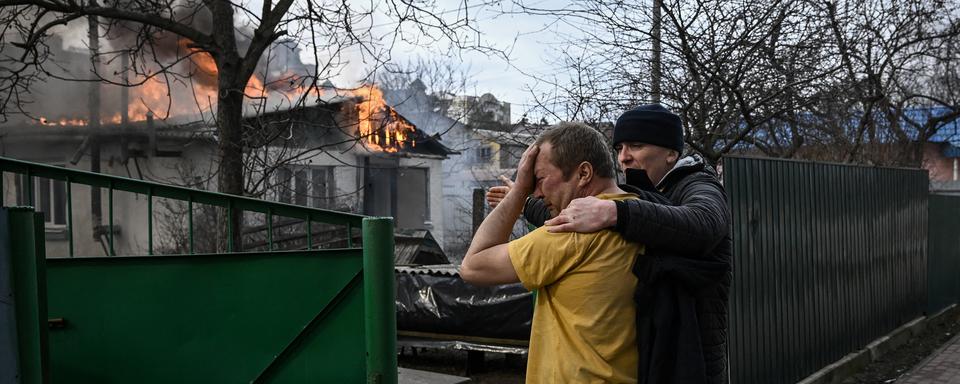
461;122;641;383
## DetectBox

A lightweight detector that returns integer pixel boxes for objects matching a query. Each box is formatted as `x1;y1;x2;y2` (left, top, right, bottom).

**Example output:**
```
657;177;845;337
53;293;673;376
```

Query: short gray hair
534;122;615;179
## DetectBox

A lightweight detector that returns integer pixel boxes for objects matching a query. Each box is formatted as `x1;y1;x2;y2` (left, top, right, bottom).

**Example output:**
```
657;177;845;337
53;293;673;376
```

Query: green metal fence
0;156;364;256
0;157;397;383
2;207;49;383
928;194;960;314
724;156;929;384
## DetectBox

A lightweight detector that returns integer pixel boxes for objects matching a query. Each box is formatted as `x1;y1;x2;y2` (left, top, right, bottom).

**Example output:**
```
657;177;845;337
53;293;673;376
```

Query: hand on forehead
512;143;541;194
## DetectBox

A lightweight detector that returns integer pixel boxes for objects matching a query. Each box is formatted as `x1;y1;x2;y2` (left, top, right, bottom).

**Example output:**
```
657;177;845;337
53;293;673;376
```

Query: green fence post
188;195;194;255
362;217;396;384
108;182;115;256
226;200;234;253
147;187;153;256
4;207;49;384
66;178;73;258
267;208;273;251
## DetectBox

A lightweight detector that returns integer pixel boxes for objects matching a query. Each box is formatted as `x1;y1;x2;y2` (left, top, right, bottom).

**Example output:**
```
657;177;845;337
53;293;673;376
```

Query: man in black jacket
486;105;732;384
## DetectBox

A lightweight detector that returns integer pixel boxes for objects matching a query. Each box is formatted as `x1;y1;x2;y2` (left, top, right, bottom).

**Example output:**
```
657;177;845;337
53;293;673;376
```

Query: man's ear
577;161;593;187
666;150;680;166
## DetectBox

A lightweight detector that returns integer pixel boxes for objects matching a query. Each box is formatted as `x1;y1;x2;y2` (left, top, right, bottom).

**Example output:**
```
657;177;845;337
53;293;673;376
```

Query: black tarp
395;268;533;340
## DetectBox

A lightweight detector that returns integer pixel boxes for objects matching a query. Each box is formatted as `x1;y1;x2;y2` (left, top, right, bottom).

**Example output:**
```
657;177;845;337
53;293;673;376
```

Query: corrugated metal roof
916;108;960;145
395;264;460;276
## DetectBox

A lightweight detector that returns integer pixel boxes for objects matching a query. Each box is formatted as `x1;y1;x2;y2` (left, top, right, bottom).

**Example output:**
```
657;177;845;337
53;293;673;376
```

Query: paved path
398;367;471;384
899;333;960;383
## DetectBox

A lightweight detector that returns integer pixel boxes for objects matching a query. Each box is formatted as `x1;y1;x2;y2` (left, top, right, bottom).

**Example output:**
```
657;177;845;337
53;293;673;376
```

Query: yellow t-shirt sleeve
507;226;584;291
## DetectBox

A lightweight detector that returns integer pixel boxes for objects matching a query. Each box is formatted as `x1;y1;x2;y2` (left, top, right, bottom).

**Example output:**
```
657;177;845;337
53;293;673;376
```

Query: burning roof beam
356;85;417;153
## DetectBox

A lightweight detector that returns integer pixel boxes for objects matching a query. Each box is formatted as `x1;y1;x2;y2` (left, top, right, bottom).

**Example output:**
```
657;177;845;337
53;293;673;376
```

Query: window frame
15;173;68;229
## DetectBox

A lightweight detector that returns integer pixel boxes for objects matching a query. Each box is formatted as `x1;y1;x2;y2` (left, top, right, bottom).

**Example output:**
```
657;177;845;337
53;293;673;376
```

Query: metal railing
0;156;365;256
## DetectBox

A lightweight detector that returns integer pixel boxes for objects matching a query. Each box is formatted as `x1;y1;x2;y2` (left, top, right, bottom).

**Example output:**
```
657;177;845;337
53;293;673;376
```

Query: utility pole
88;3;104;248
651;0;662;104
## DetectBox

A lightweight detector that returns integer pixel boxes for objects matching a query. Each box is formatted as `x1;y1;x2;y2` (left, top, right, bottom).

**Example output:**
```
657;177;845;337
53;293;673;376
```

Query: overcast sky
318;0;587;122
51;0;595;122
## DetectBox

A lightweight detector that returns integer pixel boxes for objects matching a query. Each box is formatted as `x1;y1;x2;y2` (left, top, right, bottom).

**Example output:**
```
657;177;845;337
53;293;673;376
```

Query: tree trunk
209;0;245;252
217;88;244;196
216;60;246;252
210;0;244;198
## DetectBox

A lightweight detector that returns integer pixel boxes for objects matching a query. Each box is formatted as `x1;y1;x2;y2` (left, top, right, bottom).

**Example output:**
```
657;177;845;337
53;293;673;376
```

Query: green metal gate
0;157;397;383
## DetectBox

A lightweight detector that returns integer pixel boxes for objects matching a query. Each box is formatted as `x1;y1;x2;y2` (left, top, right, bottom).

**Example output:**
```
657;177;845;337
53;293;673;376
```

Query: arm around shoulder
615;174;730;256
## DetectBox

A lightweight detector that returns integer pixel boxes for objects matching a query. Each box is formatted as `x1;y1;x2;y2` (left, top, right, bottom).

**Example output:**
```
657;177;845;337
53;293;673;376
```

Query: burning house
0;35;455;259
384;83;541;261
242;85;457;240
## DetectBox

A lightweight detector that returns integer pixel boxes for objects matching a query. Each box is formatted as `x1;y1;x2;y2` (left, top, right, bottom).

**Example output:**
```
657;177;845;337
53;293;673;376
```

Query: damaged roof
245;96;458;158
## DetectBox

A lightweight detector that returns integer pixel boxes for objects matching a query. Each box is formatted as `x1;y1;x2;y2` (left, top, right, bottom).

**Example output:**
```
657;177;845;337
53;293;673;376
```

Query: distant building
445;93;512;131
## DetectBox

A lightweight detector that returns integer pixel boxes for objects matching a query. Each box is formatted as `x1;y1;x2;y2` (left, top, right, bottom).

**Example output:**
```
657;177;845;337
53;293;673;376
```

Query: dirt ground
842;312;960;384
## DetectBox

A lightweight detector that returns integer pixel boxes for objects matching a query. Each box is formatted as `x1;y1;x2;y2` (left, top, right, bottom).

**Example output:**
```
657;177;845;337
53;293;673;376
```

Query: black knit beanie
613;104;684;152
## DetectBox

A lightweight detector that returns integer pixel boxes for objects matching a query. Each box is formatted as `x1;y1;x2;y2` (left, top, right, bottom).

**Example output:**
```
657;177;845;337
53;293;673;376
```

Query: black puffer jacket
522;154;732;384
614;154;732;384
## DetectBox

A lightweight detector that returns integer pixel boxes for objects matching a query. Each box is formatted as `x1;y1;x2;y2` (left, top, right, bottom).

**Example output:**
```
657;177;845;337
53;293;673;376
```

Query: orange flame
33;115;121;127
180;38;267;98
119;39;266;122
39;117;87;126
128;76;177;121
29;41;418;147
355;85;416;153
